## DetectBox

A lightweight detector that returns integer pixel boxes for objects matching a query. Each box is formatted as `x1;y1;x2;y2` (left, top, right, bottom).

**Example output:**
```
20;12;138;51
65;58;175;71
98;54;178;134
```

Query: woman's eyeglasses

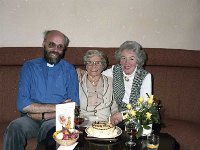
86;61;103;66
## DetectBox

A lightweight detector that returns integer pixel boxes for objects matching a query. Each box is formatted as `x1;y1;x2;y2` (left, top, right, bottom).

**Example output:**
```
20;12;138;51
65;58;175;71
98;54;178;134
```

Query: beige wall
0;0;200;50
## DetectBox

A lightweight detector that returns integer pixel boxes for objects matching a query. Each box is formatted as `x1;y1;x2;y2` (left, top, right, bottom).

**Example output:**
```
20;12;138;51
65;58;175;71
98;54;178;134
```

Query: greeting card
56;102;75;131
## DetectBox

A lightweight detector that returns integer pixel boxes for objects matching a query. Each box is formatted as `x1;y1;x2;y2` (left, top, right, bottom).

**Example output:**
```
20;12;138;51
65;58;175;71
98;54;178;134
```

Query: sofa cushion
161;118;200;150
0;66;20;122
146;65;200;124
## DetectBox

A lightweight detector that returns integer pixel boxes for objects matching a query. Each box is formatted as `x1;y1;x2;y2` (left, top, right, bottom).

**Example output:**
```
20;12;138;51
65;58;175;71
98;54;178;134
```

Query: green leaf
136;127;143;139
143;125;151;129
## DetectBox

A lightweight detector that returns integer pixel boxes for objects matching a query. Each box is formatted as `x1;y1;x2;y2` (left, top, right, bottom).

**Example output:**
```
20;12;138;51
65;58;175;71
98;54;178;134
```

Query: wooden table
36;127;177;150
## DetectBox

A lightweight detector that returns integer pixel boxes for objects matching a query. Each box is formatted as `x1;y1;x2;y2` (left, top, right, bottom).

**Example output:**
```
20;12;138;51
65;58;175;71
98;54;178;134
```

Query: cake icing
86;121;118;138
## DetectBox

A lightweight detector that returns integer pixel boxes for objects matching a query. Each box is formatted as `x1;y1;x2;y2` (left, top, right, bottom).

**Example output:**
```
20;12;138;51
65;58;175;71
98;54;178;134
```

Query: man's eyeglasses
46;41;65;51
86;61;103;66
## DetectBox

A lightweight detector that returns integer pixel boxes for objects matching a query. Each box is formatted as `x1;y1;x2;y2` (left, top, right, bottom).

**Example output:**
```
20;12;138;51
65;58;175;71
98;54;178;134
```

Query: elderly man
3;30;79;150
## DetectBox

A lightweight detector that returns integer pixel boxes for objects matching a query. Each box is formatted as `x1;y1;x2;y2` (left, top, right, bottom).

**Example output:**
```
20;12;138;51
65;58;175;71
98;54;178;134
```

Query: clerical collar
47;63;54;67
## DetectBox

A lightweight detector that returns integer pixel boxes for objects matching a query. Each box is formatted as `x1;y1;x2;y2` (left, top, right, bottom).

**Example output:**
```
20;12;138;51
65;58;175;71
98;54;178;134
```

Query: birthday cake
86;121;117;138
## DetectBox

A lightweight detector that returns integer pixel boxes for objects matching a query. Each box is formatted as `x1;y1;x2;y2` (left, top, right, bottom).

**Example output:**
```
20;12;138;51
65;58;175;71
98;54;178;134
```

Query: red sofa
0;47;200;150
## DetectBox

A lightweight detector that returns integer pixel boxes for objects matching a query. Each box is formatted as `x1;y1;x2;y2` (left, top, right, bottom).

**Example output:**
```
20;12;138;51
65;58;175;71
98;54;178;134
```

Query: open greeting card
56;102;75;131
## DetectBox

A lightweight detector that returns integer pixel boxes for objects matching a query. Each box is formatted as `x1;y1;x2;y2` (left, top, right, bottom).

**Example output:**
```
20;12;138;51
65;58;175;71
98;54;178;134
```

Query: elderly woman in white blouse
79;50;118;122
102;41;152;125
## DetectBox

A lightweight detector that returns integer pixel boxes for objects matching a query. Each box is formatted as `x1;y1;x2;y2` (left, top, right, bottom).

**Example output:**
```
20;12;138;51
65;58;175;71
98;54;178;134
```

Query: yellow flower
126;104;132;110
123;96;160;139
146;112;152;120
150;95;154;99
138;97;144;104
130;109;136;117
123;113;129;119
147;95;154;106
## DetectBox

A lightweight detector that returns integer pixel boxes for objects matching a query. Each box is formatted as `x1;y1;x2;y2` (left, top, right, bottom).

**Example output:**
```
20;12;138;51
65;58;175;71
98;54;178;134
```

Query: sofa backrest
0;47;200;123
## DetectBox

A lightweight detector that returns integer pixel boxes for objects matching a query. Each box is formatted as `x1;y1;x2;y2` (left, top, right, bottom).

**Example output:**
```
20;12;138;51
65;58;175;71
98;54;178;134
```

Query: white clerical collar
47;63;54;67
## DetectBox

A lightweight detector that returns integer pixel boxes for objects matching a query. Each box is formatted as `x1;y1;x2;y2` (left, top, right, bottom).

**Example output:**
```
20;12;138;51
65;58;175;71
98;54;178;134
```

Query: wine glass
74;106;84;131
147;134;159;150
74;115;84;129
125;121;136;147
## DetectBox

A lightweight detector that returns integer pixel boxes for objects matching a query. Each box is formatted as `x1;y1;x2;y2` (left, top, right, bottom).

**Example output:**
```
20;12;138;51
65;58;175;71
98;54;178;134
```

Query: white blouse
102;65;152;103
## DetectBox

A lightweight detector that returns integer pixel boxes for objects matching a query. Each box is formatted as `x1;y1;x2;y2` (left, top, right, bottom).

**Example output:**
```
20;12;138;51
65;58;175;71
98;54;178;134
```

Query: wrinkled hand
27;112;55;121
27;113;42;120
63;99;79;106
110;112;123;125
63;99;72;103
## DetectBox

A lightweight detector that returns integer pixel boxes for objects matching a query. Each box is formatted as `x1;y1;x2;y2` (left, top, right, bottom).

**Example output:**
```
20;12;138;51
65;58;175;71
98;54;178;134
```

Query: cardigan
79;72;118;121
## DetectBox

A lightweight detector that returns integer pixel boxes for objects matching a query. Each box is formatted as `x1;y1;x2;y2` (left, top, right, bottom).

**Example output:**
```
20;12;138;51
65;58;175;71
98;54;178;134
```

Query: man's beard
44;49;63;65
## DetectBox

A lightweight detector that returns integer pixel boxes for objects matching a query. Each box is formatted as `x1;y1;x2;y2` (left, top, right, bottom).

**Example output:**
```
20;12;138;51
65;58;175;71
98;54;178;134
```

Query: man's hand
63;99;79;106
25;99;73;121
27;112;56;121
23;103;56;114
110;112;123;125
27;113;42;120
43;112;56;120
62;99;72;103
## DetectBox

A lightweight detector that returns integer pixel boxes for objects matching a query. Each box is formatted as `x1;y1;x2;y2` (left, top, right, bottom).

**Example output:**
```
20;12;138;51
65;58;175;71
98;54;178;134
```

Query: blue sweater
17;57;79;112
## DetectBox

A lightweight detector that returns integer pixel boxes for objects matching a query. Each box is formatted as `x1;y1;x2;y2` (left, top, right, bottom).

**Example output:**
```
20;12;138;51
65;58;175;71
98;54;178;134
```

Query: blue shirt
17;58;79;112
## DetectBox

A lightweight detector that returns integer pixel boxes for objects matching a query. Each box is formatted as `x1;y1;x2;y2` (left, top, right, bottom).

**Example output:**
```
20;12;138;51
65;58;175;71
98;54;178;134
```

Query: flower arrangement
123;95;160;139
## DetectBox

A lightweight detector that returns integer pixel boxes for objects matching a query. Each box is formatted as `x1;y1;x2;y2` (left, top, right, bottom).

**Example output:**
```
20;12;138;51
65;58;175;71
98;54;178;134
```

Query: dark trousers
3;116;55;150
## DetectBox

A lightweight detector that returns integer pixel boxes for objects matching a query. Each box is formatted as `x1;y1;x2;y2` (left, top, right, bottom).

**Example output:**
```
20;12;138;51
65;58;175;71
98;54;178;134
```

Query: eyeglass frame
85;61;103;66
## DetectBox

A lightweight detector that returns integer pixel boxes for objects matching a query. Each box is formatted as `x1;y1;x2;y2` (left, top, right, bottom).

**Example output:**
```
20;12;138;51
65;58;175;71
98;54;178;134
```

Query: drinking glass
74;106;84;130
147;134;159;150
74;115;84;129
125;122;136;147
